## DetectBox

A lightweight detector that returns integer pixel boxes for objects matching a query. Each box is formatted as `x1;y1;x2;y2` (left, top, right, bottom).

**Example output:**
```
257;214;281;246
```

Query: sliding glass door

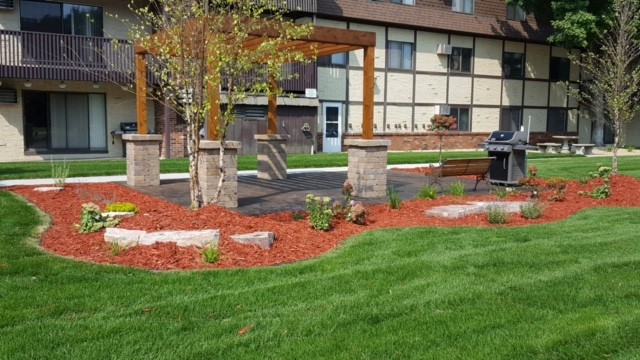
23;91;107;153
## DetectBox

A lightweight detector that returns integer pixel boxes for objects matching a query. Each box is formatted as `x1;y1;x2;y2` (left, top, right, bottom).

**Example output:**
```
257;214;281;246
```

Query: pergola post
135;53;148;135
256;73;289;180
267;74;277;135
362;45;375;140
207;59;221;140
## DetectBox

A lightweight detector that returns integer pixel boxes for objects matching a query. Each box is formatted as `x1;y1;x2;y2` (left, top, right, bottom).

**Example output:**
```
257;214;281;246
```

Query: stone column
255;134;289;180
198;140;241;208
345;139;391;198
123;134;162;187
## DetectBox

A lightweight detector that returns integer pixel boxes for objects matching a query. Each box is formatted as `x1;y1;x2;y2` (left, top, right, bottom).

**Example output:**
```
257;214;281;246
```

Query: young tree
572;0;640;174
125;0;313;208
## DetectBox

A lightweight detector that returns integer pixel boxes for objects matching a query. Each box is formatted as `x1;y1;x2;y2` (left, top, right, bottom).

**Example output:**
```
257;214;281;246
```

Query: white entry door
322;102;342;153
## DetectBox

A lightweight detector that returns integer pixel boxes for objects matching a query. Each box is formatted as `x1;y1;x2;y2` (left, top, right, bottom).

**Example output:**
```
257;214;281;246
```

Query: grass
0;151;572;180
529;156;640;179
2;189;640;358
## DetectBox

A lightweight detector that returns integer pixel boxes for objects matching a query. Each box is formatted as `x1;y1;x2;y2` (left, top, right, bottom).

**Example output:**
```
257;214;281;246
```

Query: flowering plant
428;115;457;132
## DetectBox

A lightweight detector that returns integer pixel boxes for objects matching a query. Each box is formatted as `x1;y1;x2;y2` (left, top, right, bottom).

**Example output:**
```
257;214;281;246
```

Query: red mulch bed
7;175;640;271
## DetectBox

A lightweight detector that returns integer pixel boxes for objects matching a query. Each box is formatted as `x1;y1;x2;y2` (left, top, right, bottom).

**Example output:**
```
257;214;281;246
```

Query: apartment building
1;0;633;162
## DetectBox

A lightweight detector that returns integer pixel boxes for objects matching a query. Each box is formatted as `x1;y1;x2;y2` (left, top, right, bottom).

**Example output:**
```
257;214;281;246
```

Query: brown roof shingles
316;0;554;43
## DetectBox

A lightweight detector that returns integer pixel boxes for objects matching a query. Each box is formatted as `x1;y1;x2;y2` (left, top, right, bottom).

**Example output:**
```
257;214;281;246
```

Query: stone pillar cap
199;140;242;150
344;139;391;147
122;134;163;141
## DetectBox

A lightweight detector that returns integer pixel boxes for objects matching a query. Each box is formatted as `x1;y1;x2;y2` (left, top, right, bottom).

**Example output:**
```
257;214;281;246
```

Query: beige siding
315;19;347;28
549;82;567;107
473;78;502;105
385;105;413;132
450;35;473;48
504;41;524;53
551;47;568;58
448;76;472;104
474;38;502;76
472;107;500;132
524;108;548;132
386;73;414;103
347;70;385;103
0;81;24;162
524;81;549;107
415;31;449;73
568;84;579;107
567;109;578;132
388;28;414;43
348;104;385;134
502;80;523;106
525;44;550;79
414;105;436;131
414;74;447;104
349;23;386;68
318;67;347;101
578;108;592;143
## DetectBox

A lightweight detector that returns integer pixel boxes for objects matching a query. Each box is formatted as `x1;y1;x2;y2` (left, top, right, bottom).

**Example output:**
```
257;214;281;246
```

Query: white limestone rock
231;231;275;249
104;228;146;248
138;230;220;248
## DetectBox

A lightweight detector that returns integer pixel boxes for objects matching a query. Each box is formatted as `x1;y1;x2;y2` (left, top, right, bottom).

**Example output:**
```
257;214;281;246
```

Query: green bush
201;246;219;263
449;181;465;197
493;186;508;199
520;202;544;220
305;194;334;231
386;186;402;209
75;203;119;233
105;202;139;214
416;185;438;200
50;159;70;188
486;205;509;224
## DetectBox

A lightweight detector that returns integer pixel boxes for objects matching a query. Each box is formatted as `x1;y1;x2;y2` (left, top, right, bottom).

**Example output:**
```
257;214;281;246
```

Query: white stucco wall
502;79;523;106
523;108;547;132
385;105;413;132
474;38;502;76
386;73;414;103
472;107;500;132
414;74;447;104
349;23;386;69
525;44;550;79
448;76;472;104
549;82;567;107
348;70;385;103
524;81;549;107
416;31;448;73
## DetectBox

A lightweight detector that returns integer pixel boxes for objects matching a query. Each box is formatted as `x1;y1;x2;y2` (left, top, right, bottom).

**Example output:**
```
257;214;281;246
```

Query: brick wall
342;132;491;151
154;103;188;158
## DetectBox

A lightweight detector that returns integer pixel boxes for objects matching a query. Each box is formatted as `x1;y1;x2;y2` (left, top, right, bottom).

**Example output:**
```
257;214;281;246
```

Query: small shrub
201;246;219;263
520;202;544;220
105;202;139;214
51;159;70;188
292;211;304;221
386;186;402;209
75;203;119;233
109;242;124;256
486;205;509;224
606;145;613;152
305;194;334;231
449;181;465;197
527;165;538;178
546;177;567;202
578;177;590;185
588;165;612;199
493;186;508;199
627;145;635;152
591;185;611;199
417;185;438;200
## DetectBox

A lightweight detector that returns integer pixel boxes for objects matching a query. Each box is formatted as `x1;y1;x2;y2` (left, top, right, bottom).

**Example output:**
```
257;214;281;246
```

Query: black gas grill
111;122;138;157
484;131;537;185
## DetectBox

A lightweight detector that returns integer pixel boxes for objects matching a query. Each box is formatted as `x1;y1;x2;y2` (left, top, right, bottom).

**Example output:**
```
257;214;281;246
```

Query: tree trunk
210;139;226;205
187;120;202;209
612;122;622;175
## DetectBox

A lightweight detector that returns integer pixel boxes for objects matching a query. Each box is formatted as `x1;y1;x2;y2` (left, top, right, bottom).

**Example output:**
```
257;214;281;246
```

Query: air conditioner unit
0;89;17;104
436;44;452;55
434;105;450;115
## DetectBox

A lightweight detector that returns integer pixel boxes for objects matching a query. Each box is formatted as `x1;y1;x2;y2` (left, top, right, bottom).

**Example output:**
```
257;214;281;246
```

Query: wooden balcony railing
0;30;316;92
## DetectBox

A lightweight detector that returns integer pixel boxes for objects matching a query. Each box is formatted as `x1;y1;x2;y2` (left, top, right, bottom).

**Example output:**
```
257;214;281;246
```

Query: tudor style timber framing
134;20;376;140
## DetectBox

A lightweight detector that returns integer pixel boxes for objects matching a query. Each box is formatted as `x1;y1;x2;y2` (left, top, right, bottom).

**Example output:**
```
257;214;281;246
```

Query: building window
391;0;415;5
503;52;524;79
23;91;107;153
449;107;470;131
20;0;103;37
450;47;472;73
507;5;526;21
317;53;347;67
550;57;570;81
547;108;568;132
452;0;474;14
388;41;414;70
500;108;522;131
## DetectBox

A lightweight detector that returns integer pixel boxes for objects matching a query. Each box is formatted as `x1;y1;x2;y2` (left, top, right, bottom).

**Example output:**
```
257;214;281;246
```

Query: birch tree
571;0;640;174
126;0;313;208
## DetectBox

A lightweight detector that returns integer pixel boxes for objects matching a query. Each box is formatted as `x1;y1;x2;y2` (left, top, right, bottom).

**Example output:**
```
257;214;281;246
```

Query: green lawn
0;151;574;180
2;163;640;357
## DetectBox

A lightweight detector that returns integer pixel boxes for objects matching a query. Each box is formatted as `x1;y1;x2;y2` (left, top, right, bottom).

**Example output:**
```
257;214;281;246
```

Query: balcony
0;30;135;83
0;30;316;92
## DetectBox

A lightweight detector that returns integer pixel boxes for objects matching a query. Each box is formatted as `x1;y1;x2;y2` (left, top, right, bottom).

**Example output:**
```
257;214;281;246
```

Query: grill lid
486;131;528;145
120;122;138;132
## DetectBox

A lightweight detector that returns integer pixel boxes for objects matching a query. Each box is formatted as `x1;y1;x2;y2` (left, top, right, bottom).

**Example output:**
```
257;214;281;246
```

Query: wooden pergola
134;22;376;140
